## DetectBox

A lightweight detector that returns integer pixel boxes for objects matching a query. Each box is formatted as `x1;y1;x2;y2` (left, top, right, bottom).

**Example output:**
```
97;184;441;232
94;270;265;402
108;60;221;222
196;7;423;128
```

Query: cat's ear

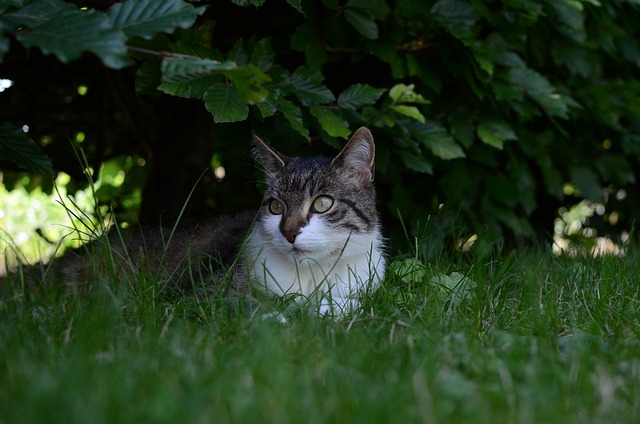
252;134;290;173
332;127;376;185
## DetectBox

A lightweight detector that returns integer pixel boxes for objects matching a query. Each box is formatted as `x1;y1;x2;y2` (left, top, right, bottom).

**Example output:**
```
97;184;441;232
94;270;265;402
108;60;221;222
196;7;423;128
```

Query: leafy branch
1;0;639;242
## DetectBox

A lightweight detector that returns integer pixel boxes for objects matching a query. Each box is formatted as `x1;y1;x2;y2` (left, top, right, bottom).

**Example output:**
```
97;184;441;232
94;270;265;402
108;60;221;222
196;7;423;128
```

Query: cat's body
7;127;385;316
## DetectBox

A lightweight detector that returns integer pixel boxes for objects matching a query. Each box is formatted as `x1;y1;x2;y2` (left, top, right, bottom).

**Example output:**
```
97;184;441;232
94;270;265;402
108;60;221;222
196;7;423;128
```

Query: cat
5;127;386;316
245;126;386;315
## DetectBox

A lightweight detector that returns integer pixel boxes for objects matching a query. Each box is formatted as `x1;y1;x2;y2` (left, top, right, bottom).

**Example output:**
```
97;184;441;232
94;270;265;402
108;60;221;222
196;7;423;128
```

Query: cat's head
252;127;379;259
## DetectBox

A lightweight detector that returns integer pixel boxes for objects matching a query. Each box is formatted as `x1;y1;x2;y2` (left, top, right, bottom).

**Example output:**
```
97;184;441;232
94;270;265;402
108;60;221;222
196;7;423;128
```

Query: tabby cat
246;126;385;314
8;127;385;316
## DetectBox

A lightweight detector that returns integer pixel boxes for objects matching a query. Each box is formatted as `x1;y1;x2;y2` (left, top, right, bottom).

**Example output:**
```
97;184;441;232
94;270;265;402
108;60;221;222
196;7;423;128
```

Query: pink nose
282;229;300;244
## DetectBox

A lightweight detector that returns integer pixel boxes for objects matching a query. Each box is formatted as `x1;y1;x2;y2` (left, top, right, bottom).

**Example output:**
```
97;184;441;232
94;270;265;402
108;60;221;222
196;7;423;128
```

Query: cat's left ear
332;127;376;185
252;134;290;173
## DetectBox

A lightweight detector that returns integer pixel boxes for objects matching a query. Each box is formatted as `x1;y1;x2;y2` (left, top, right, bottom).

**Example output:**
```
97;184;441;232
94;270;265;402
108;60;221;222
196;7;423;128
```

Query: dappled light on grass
553;199;628;256
0;172;108;275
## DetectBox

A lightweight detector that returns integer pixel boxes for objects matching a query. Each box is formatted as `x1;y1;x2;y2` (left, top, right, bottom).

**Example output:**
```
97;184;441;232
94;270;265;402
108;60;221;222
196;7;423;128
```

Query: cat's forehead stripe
278;158;333;193
338;197;372;227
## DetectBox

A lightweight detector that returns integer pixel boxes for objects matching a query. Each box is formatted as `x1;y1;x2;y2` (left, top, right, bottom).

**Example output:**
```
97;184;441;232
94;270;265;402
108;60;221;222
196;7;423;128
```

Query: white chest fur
245;215;385;315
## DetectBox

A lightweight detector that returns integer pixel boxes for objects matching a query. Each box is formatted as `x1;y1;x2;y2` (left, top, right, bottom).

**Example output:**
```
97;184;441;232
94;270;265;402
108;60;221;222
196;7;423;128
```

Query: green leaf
344;9;378;39
570;166;603;202
227;40;249;67
491;74;523;103
491;206;535;238
595;155;636;185
389;83;429;104
161;57;236;76
391;105;426;123
470;44;494;77
431;272;476;306
158;56;243;99
431;0;476;41
277;98;309;140
431;0;476;26
0;0;25;14
175;20;215;48
398;150;433;174
617;37;640;69
107;0;205;40
477;126;503;149
222;65;271;104
169;40;223;61
411;121;466;160
159;57;235;98
428;137;465;160
309;107;351;139
285;72;335;106
367;40;406;79
508;68;571;118
203;83;249;123
1;0;65;28
0;122;54;176
477;121;517;150
449;112;475;148
552;40;593;77
256;94;277;118
286;0;304;13
135;58;162;95
346;0;389;20
337;84;385;109
17;3;129;69
550;1;586;43
250;38;275;72
390;258;428;284
291;23;328;70
159;73;218;99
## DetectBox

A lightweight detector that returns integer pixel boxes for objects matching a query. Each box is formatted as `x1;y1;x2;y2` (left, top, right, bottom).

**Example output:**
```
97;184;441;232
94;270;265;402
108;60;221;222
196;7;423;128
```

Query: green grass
1;245;640;424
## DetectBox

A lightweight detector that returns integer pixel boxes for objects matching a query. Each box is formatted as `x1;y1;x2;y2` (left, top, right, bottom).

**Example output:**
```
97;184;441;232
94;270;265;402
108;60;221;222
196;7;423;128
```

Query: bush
1;0;639;251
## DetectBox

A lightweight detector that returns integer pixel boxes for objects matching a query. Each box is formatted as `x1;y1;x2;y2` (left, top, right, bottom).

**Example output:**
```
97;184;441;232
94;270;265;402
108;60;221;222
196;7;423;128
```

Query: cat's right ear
332;127;376;185
252;134;290;172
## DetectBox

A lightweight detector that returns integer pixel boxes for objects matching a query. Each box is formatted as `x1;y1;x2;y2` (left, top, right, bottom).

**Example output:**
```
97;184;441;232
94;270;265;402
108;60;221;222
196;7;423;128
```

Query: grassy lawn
1;246;639;423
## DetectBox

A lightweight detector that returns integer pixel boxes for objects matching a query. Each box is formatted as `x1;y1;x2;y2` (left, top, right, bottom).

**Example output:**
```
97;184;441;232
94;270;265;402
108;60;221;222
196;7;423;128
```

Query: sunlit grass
1;240;639;423
1;175;639;423
0;173;107;273
0;155;139;274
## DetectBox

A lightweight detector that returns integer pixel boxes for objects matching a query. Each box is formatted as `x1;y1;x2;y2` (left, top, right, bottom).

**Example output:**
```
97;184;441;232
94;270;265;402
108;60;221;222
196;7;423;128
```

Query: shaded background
1;0;640;258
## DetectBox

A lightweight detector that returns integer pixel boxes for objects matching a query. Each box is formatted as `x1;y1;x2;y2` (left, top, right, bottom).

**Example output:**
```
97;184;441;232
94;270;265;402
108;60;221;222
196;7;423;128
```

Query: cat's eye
312;196;334;213
268;199;285;215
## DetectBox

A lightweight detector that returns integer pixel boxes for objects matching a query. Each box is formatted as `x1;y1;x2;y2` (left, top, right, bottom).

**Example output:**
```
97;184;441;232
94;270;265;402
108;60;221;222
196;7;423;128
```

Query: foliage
0;122;53;176
2;244;640;422
1;0;640;249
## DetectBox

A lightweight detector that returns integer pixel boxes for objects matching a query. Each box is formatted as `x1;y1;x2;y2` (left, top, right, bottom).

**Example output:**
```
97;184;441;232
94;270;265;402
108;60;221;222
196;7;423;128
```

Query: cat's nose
282;229;300;244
